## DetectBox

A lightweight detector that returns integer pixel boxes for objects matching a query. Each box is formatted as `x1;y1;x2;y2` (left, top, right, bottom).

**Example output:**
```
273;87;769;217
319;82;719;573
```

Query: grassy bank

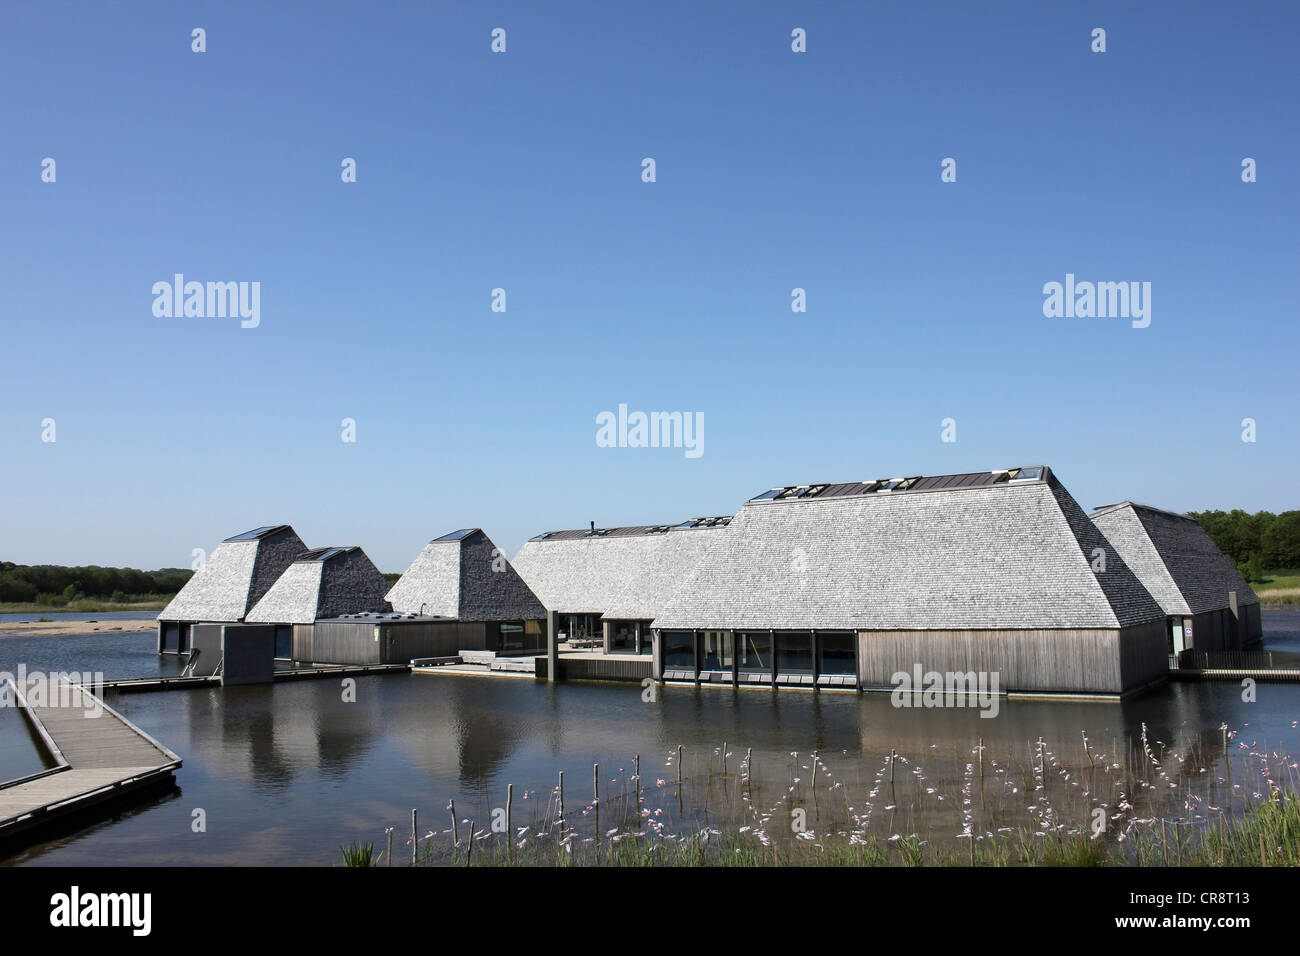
0;598;168;614
1255;568;1300;605
342;727;1300;867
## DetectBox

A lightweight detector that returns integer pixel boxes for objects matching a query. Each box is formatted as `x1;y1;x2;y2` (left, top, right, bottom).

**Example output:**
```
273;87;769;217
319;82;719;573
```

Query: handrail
1;676;71;790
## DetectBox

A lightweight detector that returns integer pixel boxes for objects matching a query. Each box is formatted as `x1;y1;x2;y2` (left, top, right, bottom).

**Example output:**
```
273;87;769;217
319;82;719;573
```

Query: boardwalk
0;679;181;841
97;661;410;694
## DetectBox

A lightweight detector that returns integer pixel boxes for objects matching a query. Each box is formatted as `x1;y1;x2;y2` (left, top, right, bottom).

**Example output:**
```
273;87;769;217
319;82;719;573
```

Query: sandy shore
0;619;157;637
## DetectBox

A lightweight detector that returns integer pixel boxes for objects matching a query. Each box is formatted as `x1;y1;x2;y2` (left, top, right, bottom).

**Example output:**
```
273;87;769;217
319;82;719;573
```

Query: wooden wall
297;621;492;665
856;622;1168;695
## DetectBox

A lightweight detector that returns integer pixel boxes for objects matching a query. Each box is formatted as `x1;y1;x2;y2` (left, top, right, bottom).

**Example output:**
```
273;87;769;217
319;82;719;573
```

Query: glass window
775;631;813;674
663;631;695;670
274;625;293;660
500;622;524;650
613;621;636;649
818;632;856;676
737;631;772;677
700;631;733;671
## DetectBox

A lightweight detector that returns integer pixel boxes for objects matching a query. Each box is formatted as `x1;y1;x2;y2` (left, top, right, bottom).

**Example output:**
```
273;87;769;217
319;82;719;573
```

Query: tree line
1187;510;1300;582
0;562;194;604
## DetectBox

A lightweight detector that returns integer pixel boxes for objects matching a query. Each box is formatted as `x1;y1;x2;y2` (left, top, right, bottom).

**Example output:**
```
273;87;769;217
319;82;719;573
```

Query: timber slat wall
296;621;491;665
536;657;652;682
856;623;1168;695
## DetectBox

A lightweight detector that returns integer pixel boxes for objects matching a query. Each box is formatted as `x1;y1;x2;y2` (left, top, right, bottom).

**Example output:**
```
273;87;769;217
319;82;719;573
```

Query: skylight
433;529;476;542
225;526;283;541
298;547;350;562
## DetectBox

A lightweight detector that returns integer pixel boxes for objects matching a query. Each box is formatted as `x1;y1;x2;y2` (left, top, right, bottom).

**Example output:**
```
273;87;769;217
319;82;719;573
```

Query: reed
350;725;1300;868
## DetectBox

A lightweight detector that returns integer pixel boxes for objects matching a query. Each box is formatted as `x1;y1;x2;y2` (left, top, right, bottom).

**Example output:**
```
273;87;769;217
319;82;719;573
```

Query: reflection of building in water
186;681;389;791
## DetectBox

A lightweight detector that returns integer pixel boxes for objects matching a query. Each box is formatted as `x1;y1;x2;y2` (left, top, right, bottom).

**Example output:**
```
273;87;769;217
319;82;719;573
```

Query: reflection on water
0;701;57;780
2;610;1298;866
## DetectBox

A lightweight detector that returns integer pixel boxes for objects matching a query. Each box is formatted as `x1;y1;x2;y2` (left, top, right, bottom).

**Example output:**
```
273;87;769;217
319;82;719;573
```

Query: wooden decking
0;678;181;841
1170;667;1300;682
97;662;409;693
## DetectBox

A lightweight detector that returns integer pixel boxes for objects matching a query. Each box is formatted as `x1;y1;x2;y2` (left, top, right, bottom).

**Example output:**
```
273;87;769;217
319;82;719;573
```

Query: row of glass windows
662;630;856;678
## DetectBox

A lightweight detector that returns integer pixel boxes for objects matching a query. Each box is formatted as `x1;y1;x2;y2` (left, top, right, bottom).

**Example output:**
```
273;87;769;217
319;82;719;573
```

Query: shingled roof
245;546;391;624
511;519;733;619
653;467;1166;631
385;529;545;621
158;525;307;622
1090;502;1259;616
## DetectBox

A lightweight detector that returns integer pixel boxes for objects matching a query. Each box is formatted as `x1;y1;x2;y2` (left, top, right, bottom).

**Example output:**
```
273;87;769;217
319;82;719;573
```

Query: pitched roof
653;468;1165;631
1090;501;1259;615
511;520;733;619
158;525;307;622
245;546;391;624
385;529;545;621
602;525;735;621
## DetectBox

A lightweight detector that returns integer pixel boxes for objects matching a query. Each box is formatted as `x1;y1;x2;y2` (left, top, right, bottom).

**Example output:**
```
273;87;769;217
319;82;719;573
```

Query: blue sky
1;1;1296;572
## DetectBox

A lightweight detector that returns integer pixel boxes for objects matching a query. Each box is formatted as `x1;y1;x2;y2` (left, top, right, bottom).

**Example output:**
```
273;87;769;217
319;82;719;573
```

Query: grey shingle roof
602;526;734;621
1091;502;1259;615
512;522;732;619
158;525;307;622
653;471;1166;631
386;529;546;621
245;546;391;624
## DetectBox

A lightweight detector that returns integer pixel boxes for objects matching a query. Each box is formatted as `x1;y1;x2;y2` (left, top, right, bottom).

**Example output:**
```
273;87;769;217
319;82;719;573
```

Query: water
0;631;184;683
0;703;57;780
2;609;1298;866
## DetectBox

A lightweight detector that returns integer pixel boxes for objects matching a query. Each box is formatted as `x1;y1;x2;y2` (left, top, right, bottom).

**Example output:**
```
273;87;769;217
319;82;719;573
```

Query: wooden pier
1168;649;1300;682
95;662;410;693
0;678;181;842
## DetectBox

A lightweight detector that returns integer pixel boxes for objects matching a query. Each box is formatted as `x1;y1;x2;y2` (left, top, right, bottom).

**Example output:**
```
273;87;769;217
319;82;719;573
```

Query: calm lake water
3;609;1299;866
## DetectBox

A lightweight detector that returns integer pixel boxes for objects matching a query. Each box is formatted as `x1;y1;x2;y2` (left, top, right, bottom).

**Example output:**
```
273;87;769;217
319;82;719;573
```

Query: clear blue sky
1;1;1296;572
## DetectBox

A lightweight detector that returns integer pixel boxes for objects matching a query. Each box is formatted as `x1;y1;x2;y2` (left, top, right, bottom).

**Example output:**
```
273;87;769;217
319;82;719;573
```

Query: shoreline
0;619;157;637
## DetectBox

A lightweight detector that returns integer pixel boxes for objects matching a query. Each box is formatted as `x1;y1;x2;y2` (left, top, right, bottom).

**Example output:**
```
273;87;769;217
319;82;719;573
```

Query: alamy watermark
596;404;703;459
1042;273;1150;328
890;664;1000;718
152;274;260;328
2;667;105;717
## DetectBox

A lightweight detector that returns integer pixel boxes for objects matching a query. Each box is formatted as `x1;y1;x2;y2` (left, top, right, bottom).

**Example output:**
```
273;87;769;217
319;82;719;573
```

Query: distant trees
0;562;193;604
1188;509;1300;578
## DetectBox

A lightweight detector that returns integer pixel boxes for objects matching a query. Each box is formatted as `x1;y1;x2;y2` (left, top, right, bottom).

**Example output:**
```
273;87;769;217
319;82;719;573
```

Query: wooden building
512;517;732;653
244;546;391;659
155;525;306;655
292;529;547;665
1090;501;1262;655
651;467;1171;697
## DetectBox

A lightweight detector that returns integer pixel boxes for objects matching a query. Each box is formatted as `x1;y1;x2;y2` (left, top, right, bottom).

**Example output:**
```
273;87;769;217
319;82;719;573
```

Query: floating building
156;525;307;654
1090;501;1262;655
294;529;549;666
650;467;1170;697
244;546;391;658
512;517;733;653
